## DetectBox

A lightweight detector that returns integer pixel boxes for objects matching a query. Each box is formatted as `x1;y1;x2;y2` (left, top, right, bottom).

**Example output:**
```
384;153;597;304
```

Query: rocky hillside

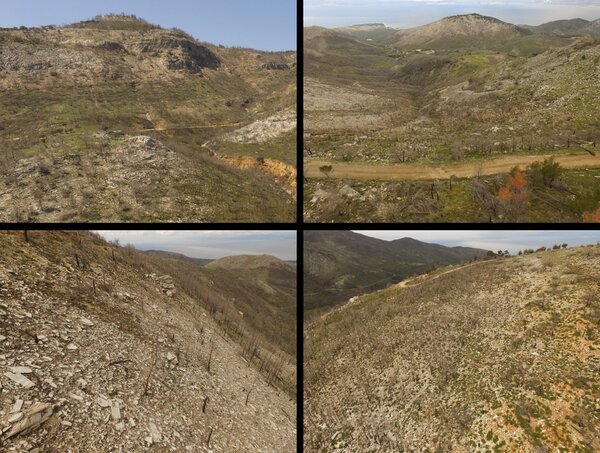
0;231;296;451
393;14;527;49
145;252;297;360
0;15;296;222
303;13;600;222
304;231;487;315
305;244;600;451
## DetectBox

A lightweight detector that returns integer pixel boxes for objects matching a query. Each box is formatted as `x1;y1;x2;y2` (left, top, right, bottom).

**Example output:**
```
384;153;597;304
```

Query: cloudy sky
305;0;600;28
356;230;600;253
96;231;296;260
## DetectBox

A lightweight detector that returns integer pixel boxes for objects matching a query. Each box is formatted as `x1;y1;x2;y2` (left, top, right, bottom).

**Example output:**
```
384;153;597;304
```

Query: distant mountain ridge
331;14;600;48
304;231;488;314
207;254;292;270
143;250;213;266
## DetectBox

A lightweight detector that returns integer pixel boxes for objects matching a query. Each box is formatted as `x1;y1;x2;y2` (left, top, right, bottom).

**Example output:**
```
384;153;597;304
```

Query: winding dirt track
305;152;600;181
311;261;479;329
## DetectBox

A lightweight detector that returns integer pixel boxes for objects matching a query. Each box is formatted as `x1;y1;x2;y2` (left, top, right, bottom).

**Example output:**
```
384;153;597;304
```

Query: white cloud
305;0;600;27
355;230;600;254
95;231;296;260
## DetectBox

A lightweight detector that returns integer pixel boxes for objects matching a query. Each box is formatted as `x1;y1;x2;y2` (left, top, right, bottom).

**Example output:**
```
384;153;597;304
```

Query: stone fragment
61;420;72;427
66;343;78;350
8;412;23;423
148;422;161;442
4;372;35;388
69;393;83;401
10;366;32;374
80;318;94;327
0;335;6;341
12;399;24;413
7;402;52;438
167;352;176;361
97;398;111;408
111;404;121;421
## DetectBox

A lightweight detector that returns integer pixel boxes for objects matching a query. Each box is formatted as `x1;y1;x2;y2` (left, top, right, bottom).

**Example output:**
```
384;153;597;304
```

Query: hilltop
392;14;528;49
0;231;296;451
207;254;292;271
303;13;600;222
0;15;297;222
143;250;214;266
304;231;487;315
305;244;600;451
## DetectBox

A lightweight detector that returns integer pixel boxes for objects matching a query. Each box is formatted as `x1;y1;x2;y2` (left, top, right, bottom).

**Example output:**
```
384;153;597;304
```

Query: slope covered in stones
0;231;296;451
305;244;600;451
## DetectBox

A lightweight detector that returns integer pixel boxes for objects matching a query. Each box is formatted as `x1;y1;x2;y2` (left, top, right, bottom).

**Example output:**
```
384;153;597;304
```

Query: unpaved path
310;261;479;328
395;261;477;288
305;153;600;181
139;121;247;132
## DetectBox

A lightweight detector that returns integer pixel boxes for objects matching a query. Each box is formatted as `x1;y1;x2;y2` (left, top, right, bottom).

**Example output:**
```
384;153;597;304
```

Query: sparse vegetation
0;231;296;451
305;242;600;451
0;15;296;222
303;14;600;222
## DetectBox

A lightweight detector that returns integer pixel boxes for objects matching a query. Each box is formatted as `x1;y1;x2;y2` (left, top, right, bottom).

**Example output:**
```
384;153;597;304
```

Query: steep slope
147;252;297;361
304;231;487;314
0;15;296;222
0;231;295;451
392;14;528;49
305;245;600;451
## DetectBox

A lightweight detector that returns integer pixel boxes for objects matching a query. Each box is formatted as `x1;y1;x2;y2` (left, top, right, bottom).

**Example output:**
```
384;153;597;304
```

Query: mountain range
304;231;488;315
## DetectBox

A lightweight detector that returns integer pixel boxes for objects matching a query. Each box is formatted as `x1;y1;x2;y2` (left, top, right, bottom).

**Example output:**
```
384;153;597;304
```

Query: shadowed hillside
304;231;487;316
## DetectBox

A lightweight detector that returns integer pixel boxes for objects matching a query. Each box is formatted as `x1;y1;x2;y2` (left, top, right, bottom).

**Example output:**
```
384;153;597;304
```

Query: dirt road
305;152;600;181
311;261;479;328
395;261;477;288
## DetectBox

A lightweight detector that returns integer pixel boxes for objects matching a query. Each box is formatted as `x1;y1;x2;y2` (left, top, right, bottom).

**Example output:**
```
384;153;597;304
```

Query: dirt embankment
217;155;297;198
305;153;600;181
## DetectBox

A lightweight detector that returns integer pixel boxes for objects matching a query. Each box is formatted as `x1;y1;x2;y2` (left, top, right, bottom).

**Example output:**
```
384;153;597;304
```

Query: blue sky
305;0;600;28
357;230;600;254
96;231;297;260
1;0;296;51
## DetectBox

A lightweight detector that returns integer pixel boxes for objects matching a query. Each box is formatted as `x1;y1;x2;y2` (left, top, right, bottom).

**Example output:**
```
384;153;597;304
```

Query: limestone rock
6;402;52;438
4;372;35;388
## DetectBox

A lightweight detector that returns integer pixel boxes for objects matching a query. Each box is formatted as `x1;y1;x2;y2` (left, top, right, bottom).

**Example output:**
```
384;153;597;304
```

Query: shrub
526;158;562;187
